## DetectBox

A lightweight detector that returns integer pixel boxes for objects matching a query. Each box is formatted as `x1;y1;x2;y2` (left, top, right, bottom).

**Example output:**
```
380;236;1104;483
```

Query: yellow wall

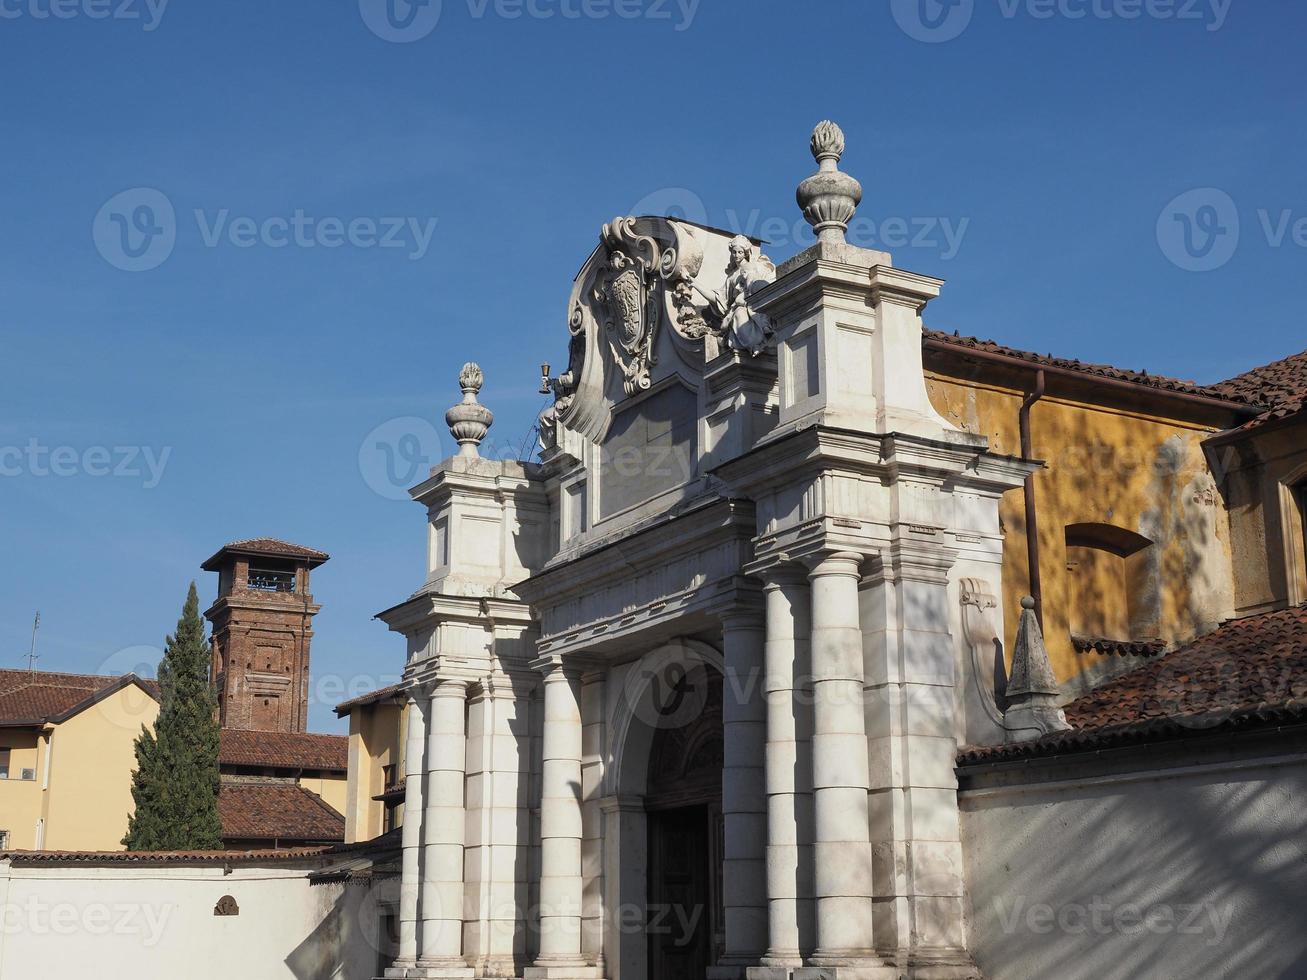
926;373;1235;688
299;772;349;817
344;701;403;843
42;683;160;851
0;730;46;850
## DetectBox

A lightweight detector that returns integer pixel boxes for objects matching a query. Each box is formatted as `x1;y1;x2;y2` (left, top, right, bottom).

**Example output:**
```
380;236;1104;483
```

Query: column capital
530;652;604;679
805;551;866;578
430;676;471;699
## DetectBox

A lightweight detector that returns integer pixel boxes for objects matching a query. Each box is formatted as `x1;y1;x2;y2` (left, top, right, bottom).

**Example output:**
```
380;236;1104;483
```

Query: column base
747;968;802;980
793;967;899;980
404;966;475;979
522;967;605;979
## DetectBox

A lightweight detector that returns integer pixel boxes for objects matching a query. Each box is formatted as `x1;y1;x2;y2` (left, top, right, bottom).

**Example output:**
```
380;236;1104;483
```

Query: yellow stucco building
0;670;159;851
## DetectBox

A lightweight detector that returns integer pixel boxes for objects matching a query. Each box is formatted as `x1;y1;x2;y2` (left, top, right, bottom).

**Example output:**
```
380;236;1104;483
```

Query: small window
0;749;9;779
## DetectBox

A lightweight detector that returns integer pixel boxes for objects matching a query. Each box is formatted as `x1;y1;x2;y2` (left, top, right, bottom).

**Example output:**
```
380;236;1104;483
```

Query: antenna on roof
26;611;40;672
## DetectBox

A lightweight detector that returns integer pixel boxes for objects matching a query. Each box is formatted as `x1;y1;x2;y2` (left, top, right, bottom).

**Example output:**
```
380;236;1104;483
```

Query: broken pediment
539;216;768;449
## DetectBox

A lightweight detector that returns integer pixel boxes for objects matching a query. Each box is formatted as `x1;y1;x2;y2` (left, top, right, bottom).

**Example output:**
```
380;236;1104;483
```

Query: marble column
803;554;881;971
527;662;603;979
417;678;473;977
463;675;533;977
390;693;429;975
714;610;768;975
863;545;976;975
753;570;814;974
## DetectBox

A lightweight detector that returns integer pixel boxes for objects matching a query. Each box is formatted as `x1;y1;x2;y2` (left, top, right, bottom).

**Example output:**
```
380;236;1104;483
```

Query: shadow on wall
286;879;392;980
962;763;1307;980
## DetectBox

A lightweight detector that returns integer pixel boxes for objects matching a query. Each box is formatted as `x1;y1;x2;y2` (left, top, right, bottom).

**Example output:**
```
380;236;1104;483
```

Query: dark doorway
644;667;724;979
647;804;713;980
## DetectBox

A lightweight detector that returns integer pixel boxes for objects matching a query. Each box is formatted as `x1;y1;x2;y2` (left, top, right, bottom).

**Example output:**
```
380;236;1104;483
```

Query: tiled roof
0;669;158;725
924;330;1259;406
1209;347;1307;435
218;783;345;842
334;682;405;717
1;847;333;865
959;604;1307;764
219;728;348;772
201;538;329;570
1212;347;1307;407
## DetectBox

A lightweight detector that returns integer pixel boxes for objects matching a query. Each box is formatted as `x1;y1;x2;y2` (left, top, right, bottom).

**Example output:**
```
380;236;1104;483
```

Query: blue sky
1;0;1302;732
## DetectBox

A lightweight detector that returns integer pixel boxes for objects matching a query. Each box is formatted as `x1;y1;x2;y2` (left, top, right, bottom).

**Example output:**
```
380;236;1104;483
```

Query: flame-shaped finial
446;362;493;458
797;121;863;245
810;120;846;163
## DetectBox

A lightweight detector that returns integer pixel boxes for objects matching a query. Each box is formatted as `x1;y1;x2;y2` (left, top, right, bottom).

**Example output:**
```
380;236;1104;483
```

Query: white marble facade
379;124;1033;980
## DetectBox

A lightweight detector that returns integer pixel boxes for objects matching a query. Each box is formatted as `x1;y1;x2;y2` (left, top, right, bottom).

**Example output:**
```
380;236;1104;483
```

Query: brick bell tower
201;538;329;733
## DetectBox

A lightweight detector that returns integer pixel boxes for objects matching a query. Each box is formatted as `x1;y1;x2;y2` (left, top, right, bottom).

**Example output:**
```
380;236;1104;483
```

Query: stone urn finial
797;120;863;245
445;362;494;458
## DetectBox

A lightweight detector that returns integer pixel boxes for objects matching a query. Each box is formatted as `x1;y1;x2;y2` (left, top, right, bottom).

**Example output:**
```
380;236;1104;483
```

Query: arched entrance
606;640;724;980
644;671;723;980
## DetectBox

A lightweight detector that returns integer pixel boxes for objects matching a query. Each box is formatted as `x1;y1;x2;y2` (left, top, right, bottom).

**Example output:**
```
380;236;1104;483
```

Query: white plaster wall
0;861;385;980
960;756;1307;980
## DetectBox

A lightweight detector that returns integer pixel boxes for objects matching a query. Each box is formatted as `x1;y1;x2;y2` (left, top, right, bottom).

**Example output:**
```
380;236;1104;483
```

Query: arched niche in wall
1064;522;1160;644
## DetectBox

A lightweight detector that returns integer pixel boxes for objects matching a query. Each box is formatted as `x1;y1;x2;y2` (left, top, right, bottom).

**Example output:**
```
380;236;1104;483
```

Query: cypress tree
124;582;223;850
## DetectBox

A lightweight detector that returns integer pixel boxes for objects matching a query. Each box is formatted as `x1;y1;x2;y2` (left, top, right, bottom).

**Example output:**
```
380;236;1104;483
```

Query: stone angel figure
698;235;777;356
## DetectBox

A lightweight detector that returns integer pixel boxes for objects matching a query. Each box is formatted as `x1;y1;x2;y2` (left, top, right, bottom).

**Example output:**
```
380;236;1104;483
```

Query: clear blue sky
1;0;1302;732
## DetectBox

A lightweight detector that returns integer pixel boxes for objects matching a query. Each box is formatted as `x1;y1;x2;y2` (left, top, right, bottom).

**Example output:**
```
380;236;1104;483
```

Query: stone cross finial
445;362;494;458
1002;596;1072;742
797;120;864;245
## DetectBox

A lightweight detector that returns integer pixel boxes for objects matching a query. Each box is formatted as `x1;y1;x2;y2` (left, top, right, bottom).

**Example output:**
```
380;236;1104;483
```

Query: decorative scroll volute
549;216;707;444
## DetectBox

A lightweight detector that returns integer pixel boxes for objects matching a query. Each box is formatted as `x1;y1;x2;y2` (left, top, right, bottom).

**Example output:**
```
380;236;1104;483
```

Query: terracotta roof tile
924;329;1257;405
959;604;1307;764
201;538;329;571
218;783;345;842
1;847;333;865
334;682;405;717
0;669;158;725
219;728;348;772
1212;347;1307;407
1209;347;1307;434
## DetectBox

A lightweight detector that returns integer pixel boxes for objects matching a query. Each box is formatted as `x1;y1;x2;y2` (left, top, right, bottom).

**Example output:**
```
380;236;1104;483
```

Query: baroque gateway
377;122;1041;980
